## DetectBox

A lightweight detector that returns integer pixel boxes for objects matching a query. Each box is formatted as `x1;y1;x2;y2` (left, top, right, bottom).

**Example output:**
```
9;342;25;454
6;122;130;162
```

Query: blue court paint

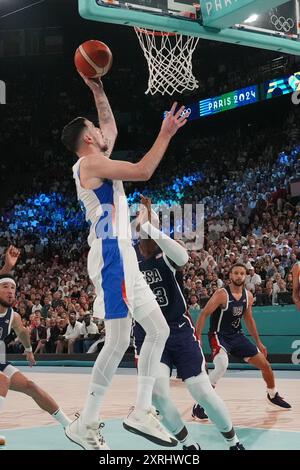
1;421;300;450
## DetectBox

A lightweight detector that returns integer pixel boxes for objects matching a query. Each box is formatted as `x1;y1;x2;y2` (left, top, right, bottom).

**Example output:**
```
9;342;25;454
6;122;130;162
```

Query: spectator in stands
245;266;262;293
77;313;99;353
56;312;82;354
41;295;52;318
32;296;43;315
188;294;201;321
30;316;47;353
45;317;61;353
273;279;287;305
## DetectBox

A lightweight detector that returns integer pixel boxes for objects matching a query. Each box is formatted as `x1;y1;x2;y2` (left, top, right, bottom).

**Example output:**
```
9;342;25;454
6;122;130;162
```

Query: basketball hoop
134;28;199;96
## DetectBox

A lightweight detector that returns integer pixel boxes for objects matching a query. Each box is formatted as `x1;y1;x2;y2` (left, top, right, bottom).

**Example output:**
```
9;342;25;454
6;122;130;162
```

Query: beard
0;297;13;308
231;279;244;287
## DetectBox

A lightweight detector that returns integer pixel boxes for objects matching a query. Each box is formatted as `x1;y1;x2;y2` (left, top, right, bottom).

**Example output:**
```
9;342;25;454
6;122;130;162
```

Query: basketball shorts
88;238;157;320
134;314;206;381
209;331;259;361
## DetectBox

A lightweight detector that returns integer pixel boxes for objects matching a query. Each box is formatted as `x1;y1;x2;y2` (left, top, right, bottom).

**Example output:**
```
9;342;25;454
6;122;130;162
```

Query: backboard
79;0;300;55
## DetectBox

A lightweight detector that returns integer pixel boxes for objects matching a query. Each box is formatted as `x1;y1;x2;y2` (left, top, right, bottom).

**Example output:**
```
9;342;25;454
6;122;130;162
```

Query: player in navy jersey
133;196;244;450
0;245;21;445
196;263;291;410
0;248;70;446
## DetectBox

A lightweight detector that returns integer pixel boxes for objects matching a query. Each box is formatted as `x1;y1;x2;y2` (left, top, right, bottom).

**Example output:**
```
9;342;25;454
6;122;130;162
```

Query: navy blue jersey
135;243;186;323
209;286;249;335
0;307;14;344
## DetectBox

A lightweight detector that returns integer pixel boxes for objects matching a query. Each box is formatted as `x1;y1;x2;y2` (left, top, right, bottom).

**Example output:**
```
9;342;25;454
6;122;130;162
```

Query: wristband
25;347;32;353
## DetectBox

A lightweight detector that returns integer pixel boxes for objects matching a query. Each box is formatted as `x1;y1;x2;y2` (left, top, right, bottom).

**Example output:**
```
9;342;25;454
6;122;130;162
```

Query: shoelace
74;412;106;448
97;422;106;447
86;423;106;449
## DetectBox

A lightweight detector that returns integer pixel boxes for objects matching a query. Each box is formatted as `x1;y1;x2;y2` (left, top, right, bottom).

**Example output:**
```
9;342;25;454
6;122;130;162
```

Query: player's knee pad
185;372;214;403
209;349;229;386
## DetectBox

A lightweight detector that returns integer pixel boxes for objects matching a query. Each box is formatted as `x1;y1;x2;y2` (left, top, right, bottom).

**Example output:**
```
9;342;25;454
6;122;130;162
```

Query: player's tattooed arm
79;72;117;157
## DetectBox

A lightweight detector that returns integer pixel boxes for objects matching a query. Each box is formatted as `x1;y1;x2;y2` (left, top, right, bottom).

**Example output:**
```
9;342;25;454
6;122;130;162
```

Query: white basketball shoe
65;414;110;450
123;406;177;447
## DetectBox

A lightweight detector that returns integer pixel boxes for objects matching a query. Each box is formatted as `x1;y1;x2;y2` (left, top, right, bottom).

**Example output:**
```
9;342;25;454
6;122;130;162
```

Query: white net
134;28;199;96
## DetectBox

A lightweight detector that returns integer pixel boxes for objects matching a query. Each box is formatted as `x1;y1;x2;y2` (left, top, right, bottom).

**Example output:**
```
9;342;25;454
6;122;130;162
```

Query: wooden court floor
1;368;299;433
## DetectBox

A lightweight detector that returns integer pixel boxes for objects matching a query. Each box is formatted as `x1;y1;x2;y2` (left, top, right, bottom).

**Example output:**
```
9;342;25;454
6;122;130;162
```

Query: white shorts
88;238;157;321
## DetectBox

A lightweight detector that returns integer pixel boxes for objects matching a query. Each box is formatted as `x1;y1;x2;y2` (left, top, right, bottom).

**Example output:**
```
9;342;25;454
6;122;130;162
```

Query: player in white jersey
61;74;187;450
292;260;300;310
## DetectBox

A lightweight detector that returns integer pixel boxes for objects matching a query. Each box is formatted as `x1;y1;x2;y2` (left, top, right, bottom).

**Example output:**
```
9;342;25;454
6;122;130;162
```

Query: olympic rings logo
270;15;295;33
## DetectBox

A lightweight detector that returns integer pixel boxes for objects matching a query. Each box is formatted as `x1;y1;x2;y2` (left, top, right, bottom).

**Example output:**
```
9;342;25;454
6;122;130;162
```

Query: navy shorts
209;331;259;360
134;315;205;381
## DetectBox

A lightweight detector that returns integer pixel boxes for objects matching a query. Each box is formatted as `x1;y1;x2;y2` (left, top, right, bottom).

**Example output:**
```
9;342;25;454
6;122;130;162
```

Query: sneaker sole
123;422;177;447
192;416;209;421
65;428;86;450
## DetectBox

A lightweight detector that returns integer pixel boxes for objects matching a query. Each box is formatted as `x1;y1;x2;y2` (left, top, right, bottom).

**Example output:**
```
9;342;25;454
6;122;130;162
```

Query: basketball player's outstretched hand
5;245;20;270
26;352;36;367
79;72;103;93
161;102;187;138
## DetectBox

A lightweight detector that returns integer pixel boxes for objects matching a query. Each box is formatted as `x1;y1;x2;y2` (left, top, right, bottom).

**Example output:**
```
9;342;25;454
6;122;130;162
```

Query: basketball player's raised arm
0;245;20;275
292;263;300;310
84;102;187;181
196;290;227;343
12;313;36;367
243;291;267;357
80;74;117;158
138;195;189;269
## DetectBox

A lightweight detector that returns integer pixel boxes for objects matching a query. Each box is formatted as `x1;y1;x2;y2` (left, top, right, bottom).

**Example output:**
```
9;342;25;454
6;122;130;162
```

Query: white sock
181;434;198;448
267;388;277;398
136;376;155;411
52;409;71;427
0;396;5;413
81;383;107;426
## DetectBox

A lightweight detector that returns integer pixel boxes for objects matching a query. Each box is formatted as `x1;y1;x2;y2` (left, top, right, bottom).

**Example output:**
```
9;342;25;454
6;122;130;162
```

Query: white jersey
72;157;132;247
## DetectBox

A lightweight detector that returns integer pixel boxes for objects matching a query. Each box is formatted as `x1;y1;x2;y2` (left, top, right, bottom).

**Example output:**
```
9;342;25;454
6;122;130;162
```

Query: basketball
74;40;113;78
0;435;6;446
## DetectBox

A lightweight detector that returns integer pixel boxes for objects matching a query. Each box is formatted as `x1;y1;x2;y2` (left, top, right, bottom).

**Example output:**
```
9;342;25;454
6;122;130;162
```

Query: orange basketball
74;40;113;78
